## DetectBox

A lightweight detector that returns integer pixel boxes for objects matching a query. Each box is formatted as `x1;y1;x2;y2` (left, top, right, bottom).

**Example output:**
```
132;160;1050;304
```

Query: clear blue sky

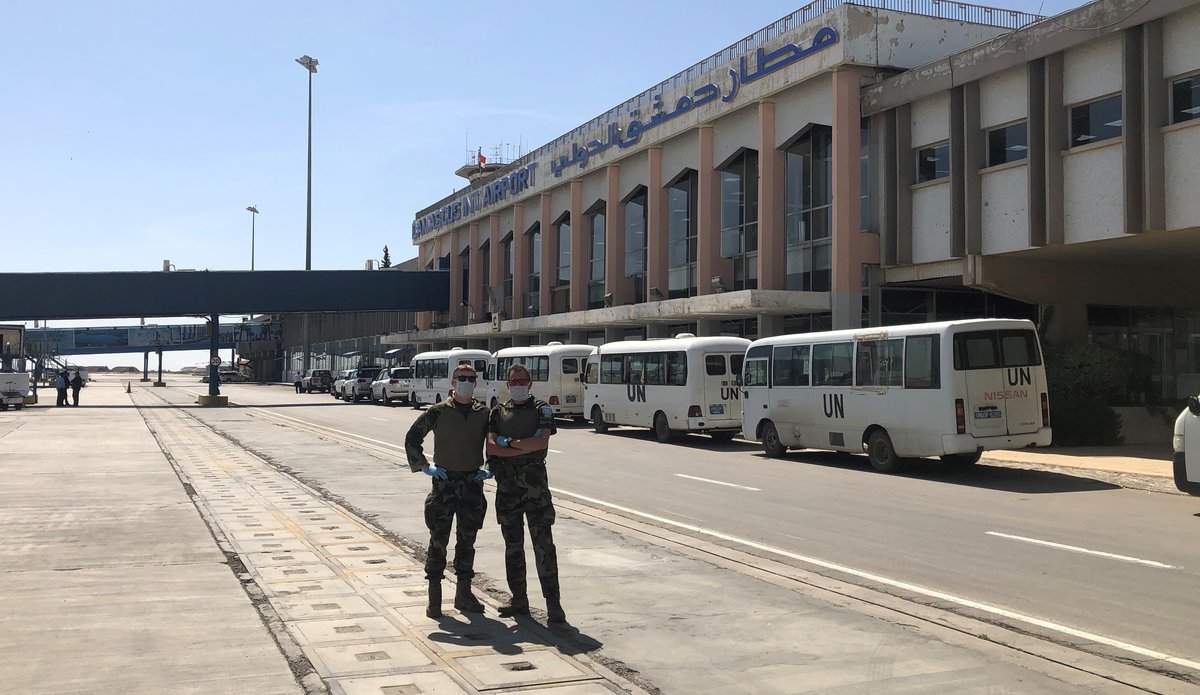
1;0;1068;369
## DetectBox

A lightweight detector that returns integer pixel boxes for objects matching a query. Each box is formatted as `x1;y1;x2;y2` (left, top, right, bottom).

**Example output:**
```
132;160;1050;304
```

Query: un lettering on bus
720;386;740;401
1007;367;1032;386
823;393;845;419
626;384;647;402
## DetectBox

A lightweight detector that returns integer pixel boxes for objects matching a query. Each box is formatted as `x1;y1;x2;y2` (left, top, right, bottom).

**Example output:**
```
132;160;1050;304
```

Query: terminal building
391;0;1200;400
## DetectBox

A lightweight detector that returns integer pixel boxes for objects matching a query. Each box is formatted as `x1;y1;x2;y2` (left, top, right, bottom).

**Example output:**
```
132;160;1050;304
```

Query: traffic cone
125;381;131;394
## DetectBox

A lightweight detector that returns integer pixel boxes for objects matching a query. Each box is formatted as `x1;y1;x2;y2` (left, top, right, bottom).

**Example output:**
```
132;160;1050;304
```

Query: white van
583;334;750;442
741;319;1052;473
486;343;595;417
1173;396;1200;496
409;347;490;408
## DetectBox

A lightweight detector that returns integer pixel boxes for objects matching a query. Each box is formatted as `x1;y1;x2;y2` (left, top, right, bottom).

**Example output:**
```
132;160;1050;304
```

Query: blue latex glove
423;464;448;480
495;435;513;447
533;429;543;438
474;468;493;482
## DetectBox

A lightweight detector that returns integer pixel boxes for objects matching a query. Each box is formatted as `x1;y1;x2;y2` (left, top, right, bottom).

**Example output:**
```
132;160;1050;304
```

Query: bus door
583;354;600;418
955;330;1041;436
701;353;741;421
741;346;771;438
559;356;584;409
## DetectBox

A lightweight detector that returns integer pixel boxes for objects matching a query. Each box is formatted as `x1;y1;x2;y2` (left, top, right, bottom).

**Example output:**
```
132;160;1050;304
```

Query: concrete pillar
449;228;464;325
1044;53;1066;246
697;126;731;295
949;85;966;258
569;181;587;312
962;82;984;255
605;166;627;306
831;67;864;331
513;205;528;319
468;223;483;324
1122;25;1145;235
539;194;554;316
1027;59;1047;247
488;215;503;315
1142;20;1166;232
758;314;784;339
757;101;786;290
646;147;668;302
895;104;914;265
696;319;722;337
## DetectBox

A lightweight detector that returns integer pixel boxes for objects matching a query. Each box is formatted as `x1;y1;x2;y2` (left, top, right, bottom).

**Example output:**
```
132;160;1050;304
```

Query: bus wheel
867;430;906;474
653;412;675;443
592;406;609;434
941;451;982;467
710;431;736;442
762;422;786;458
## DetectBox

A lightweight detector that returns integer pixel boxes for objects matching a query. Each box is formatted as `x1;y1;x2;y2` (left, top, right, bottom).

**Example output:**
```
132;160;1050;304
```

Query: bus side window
585;362;599;385
904;335;940;388
667;351;687;386
813;343;853;386
562;358;578;375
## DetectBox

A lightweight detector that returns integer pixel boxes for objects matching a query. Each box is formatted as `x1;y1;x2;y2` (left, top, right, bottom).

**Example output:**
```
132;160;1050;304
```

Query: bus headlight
1173;434;1184;453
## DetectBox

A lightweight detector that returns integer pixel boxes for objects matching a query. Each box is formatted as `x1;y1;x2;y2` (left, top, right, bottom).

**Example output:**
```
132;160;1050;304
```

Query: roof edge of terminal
414;0;1043;221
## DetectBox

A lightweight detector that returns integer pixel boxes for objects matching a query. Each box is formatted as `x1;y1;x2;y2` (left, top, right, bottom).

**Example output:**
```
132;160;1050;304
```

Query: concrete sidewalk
983;444;1174;478
0;383;641;695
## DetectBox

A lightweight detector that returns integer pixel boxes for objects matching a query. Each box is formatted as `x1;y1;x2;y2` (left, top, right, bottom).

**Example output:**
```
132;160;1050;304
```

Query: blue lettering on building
549;26;838;177
412;162;538;242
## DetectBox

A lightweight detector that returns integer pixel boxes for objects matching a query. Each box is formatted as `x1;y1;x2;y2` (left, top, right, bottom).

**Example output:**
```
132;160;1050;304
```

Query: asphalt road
187;380;1200;681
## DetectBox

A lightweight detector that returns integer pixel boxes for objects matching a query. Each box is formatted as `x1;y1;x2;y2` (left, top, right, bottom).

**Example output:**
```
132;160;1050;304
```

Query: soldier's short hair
453;362;476;378
507;363;531;381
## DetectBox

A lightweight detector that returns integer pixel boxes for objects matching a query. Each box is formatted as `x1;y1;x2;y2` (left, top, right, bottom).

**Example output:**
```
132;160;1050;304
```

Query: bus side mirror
1188;396;1200;416
735;374;743;387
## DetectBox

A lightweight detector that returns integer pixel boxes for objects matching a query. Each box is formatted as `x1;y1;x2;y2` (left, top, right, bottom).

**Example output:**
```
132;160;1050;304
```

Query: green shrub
1042;342;1125;446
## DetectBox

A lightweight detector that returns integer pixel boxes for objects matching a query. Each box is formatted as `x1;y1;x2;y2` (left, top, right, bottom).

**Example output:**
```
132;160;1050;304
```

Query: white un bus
583;334;751;442
409;347;491;408
741;319;1052;473
486;343;596;418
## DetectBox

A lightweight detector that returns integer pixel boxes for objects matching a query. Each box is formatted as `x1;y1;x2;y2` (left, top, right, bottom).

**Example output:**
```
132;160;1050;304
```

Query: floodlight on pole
245;206;259;270
295;54;318;373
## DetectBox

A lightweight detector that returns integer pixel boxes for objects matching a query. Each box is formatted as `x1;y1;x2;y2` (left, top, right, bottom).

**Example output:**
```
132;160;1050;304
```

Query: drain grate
355;651;391;662
502;661;536;672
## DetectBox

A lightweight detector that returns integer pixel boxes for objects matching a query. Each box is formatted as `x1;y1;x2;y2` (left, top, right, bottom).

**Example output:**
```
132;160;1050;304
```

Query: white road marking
247;408;401;449
548;449;564;454
985;531;1178;569
550;486;1200;673
369;417;387;422
674;473;760;491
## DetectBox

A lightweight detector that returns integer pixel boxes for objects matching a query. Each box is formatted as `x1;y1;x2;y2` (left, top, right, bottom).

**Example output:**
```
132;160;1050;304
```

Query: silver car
370;366;413;405
340;366;379;402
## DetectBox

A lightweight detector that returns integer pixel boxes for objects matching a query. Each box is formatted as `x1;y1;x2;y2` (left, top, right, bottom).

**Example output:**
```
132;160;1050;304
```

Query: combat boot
545;597;566;623
425;581;442;619
454;580;485;613
498;593;530;617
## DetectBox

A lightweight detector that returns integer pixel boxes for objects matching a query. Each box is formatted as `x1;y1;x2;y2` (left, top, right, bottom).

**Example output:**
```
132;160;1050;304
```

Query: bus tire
653;412;675;443
761;421;786;458
592;406;609;434
867;430;906;474
710;431;736;442
941;451;982;467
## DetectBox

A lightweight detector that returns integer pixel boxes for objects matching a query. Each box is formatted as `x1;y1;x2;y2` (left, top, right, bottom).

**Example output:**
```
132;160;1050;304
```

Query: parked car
339;366;380;402
370;366;413;405
1173;396;1200;496
300;368;334;393
219;370;249;383
332;369;354;398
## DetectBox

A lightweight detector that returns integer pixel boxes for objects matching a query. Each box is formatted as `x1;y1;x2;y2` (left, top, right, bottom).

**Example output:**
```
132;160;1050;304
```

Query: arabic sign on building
550;27;838;177
409;25;838;244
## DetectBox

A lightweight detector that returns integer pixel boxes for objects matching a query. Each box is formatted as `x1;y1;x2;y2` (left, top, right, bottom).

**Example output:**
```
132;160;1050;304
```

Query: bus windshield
953;329;1041;370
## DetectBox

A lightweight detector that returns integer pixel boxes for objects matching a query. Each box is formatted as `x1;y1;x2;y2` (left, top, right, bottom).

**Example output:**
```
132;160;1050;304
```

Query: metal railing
416;0;1043;219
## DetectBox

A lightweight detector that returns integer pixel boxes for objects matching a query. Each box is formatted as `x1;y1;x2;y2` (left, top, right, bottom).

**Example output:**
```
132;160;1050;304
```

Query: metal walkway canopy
0;270;449;321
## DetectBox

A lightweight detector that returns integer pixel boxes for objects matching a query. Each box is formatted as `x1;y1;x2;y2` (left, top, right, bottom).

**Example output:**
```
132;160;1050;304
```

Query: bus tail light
688;405;702;418
1040;393;1050;427
548;396;560;405
955;399;966;434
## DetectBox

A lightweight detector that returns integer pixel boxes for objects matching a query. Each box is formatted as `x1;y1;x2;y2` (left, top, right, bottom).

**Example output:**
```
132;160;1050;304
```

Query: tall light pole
295;54;318;373
245;206;259;270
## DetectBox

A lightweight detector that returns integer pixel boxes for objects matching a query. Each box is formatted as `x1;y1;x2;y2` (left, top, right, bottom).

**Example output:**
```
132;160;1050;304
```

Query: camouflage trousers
493;463;559;600
423;473;487;582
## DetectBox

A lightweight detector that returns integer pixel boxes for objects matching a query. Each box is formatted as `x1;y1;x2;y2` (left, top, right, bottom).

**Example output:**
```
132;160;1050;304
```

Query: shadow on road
426;610;602;658
583;426;762;452
748;450;1122;494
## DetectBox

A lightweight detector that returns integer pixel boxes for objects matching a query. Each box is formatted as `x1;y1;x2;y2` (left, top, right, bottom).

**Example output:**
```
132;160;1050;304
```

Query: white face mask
508;384;530;402
454;379;476;400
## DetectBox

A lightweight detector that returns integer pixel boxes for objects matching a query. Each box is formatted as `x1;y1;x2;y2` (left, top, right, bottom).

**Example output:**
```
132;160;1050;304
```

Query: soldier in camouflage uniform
486;363;565;623
405;362;492;619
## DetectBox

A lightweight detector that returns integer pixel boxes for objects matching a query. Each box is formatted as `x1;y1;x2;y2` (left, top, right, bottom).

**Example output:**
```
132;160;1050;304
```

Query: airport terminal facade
393;0;1200;400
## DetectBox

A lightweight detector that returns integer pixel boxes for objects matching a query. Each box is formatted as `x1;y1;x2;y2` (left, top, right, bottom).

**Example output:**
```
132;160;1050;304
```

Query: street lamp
295;54;318;373
245;206;259;270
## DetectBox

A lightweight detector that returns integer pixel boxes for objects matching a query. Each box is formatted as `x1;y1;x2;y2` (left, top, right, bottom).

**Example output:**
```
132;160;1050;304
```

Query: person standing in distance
70;370;83;406
405;362;492;619
486;363;565;623
54;371;68;407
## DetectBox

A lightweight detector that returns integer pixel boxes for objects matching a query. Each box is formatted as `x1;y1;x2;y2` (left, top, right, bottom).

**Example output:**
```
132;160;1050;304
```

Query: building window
916;142;950;183
624;189;647;304
556;219;570;287
668;173;697;299
987;122;1028;166
719;150;759;291
527;224;540;316
479;242;491;316
588;211;606;309
1171;74;1200;124
785;125;832;292
502;235;514;316
1070;95;1122;147
459;250;469;315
